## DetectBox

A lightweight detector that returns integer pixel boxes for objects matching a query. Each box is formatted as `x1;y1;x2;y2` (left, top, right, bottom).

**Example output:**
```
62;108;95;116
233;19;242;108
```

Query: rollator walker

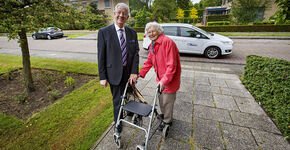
113;82;170;150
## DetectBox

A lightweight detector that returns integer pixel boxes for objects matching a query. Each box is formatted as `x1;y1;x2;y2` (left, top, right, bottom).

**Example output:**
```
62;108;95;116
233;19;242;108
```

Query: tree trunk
18;28;35;92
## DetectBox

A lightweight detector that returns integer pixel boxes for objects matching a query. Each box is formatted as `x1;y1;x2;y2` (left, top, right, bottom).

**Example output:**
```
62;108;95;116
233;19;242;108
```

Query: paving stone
160;138;192;150
193;91;214;107
176;91;192;104
233;97;265;115
126;129;161;150
194;84;221;94
173;100;192;123
194;77;210;86
213;93;239;111
181;70;195;78
225;80;245;89
194;105;232;124
221;123;258;150
221;87;253;98
195;71;217;78
146;77;157;88
140;87;156;97
167;119;192;142
251;129;290;150
230;111;281;134
95;126;135;150
216;73;239;80
179;79;193;93
209;78;228;87
193;117;224;150
135;80;147;90
142;68;155;81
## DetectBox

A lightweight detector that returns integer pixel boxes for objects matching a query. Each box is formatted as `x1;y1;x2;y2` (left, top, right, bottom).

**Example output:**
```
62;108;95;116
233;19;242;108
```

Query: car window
180;27;199;38
180;27;208;39
163;26;177;36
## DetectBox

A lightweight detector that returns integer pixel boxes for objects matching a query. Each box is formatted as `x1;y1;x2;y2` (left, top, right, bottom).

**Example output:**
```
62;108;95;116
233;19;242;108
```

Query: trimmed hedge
242;55;290;140
207;21;230;26
199;24;290;32
254;21;275;25
133;27;145;32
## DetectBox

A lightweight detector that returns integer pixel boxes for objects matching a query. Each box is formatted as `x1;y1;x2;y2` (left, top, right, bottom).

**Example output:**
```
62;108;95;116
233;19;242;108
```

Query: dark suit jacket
98;24;139;85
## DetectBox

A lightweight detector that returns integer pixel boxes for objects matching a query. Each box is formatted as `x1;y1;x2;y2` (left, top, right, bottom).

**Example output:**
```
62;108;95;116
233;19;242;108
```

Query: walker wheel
136;145;144;150
162;125;169;138
114;134;122;148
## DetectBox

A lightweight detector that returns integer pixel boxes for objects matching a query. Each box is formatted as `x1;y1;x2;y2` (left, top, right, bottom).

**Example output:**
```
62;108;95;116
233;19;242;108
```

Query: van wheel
205;47;220;59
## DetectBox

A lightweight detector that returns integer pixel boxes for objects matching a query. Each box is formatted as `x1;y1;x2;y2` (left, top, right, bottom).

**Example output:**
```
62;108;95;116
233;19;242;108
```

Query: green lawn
65;33;89;39
137;33;144;41
0;54;113;150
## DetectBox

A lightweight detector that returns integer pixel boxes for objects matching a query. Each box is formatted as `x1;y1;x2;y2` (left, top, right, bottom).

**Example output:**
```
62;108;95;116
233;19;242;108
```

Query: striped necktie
119;29;127;66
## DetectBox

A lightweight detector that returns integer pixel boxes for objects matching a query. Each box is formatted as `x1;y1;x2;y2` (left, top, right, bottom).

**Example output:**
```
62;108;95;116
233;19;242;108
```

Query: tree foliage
150;0;177;22
176;8;185;21
271;0;290;24
135;7;151;27
0;0;77;91
85;2;107;30
177;0;191;10
230;0;270;25
195;0;222;9
189;7;198;23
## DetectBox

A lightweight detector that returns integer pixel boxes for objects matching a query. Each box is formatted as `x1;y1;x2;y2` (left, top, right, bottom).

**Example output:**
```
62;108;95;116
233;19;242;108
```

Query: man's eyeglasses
115;11;128;16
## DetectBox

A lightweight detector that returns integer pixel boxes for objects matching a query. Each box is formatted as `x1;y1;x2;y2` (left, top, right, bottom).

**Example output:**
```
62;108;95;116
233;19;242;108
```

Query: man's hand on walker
100;80;108;87
129;74;138;85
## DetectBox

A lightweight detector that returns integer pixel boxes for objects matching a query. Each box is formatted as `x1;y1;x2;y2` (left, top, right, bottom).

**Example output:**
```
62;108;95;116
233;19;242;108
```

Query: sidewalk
91;66;289;150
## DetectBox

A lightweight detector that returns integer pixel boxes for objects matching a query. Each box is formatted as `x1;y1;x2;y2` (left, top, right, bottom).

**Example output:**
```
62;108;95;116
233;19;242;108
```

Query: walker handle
157;84;162;94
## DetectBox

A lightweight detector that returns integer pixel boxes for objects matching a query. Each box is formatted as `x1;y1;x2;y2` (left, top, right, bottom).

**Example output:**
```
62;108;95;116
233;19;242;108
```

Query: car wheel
205;47;220;59
47;35;52;40
32;34;37;40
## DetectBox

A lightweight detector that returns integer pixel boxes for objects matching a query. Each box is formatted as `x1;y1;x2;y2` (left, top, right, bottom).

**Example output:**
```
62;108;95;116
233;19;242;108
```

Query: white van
143;23;233;59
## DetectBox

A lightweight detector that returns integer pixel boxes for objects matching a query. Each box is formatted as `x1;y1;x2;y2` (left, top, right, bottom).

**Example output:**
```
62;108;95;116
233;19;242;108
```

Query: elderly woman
138;22;181;131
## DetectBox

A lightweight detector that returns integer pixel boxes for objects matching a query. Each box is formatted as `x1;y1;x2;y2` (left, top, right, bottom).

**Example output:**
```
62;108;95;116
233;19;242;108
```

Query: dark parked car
32;27;63;40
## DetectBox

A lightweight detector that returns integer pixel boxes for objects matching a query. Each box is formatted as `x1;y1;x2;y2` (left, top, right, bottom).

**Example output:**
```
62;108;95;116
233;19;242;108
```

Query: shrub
207;21;231;26
254;21;275;25
242;55;290;140
48;90;61;101
16;92;28;103
64;76;76;89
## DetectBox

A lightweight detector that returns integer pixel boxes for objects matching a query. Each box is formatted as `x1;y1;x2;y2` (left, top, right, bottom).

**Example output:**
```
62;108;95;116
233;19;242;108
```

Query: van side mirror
196;34;201;38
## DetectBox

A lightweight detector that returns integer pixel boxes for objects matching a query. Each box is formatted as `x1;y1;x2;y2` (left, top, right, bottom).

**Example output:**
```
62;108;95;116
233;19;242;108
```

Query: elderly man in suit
97;3;139;133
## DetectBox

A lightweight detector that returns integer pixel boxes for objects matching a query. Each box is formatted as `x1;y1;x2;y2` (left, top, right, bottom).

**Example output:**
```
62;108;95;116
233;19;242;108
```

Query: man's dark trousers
110;67;129;123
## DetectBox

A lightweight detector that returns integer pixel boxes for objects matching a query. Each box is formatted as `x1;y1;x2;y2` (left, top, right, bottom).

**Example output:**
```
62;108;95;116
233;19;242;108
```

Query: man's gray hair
145;22;163;35
114;3;130;15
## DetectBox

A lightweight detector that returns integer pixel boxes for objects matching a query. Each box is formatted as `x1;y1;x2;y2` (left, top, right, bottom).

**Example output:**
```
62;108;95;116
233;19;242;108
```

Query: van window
163;26;178;36
180;27;199;38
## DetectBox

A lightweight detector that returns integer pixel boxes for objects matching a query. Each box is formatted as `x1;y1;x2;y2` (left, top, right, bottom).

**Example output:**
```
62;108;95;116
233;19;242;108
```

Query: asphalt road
0;36;289;74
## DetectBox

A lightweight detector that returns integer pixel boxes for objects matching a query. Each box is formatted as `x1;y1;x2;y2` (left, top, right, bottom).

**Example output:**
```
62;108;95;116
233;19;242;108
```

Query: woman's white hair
114;3;130;15
145;22;163;35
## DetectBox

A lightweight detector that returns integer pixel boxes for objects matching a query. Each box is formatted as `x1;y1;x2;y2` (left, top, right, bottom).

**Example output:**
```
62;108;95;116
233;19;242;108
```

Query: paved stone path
92;67;289;150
